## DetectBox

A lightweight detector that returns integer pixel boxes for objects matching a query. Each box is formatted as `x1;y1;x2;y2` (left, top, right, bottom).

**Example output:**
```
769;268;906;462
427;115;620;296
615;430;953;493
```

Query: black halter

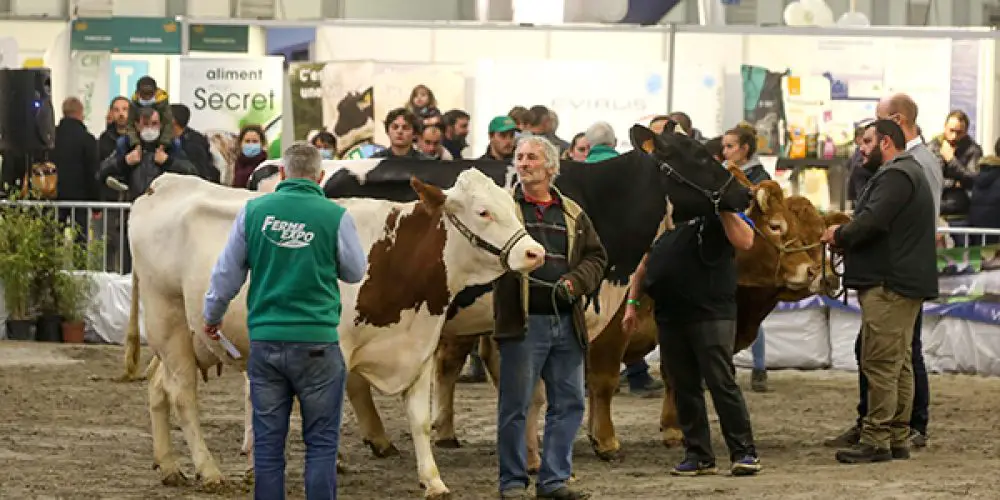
444;212;530;272
656;160;737;215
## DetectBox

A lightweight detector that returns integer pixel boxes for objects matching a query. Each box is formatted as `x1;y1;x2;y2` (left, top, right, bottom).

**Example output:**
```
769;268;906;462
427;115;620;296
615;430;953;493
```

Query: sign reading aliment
177;57;284;158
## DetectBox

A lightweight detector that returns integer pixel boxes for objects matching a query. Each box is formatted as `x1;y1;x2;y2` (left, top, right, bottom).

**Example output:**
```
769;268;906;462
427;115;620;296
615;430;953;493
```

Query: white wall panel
548;30;664;62
278;0;323;19
342;0;461;21
11;0;64;17
315;26;432;62
0;20;66;59
673;32;744;131
434;28;547;63
112;0;167;17
187;0;231;18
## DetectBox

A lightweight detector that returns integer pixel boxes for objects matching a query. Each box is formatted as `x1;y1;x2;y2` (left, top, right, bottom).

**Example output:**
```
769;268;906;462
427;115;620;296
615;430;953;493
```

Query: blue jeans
751;327;766;371
249;341;347;500
496;314;585;494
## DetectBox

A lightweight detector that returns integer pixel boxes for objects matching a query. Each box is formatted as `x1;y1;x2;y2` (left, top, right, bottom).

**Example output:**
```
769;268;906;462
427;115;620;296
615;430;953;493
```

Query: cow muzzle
784;262;815;290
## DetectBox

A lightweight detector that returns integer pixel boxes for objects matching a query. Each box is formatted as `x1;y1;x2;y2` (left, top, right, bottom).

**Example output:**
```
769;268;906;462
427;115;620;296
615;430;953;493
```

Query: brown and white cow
120;169;544;498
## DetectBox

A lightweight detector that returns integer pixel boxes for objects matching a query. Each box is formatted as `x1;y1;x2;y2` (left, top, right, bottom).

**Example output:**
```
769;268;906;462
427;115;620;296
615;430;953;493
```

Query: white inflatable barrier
733;296;831;370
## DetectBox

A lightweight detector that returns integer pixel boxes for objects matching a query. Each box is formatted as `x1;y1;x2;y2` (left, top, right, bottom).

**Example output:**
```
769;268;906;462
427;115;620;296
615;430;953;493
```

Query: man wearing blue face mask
127;76;174;151
310;131;338;160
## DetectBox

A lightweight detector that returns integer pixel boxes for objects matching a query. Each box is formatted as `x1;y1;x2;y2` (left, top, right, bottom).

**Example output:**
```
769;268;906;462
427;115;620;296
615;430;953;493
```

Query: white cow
122;170;544;498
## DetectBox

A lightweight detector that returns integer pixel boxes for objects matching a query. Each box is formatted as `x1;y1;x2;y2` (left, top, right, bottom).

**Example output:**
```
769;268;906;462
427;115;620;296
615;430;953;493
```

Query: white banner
177;56;285;156
70;51;111;135
473;59;669;155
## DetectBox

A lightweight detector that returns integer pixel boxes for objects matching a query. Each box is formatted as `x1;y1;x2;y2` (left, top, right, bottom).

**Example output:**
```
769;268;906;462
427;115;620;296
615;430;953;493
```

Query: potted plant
30;209;72;342
0;198;47;340
54;271;92;343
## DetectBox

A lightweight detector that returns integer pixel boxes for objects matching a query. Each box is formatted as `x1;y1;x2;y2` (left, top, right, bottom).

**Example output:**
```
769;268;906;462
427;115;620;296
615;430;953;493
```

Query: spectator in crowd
669;111;706;142
523;105;569;153
827;93;939;451
584;122;618;163
99;96;131;165
821;119;938;464
493;135;607;500
967;138;1000;245
98;107;197;273
171;104;219;184
929;110;983;224
417;124;453;160
563;133;589;162
847;124;873;204
546;110;571;152
203;142;367;500
53;97;100;241
722;123;770;392
623;144;760;478
508;106;531;131
311;131;339;160
96;96;133;271
233;125;269;189
407;84;437;117
442;109;471;159
372;108;426;159
127;76;173;151
481;115;517;163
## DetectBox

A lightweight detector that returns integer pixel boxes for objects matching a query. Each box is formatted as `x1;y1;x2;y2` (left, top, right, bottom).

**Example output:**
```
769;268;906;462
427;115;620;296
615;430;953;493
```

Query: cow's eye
478;210;491;219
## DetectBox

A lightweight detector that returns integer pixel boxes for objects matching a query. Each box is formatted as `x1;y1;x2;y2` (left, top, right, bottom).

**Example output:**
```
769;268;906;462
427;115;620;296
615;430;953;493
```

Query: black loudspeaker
0;68;56;154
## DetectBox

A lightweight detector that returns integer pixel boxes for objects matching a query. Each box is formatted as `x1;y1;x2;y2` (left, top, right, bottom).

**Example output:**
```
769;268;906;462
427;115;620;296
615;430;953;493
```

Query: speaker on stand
0;68;56;196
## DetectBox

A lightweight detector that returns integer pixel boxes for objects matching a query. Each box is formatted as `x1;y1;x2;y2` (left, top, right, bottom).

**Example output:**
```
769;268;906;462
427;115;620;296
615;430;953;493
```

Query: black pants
855;313;929;434
657;319;756;463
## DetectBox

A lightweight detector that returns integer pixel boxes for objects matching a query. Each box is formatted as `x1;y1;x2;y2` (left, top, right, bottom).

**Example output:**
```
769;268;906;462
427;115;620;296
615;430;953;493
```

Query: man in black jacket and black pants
822;119;938;464
53;97;100;241
171;104;219;183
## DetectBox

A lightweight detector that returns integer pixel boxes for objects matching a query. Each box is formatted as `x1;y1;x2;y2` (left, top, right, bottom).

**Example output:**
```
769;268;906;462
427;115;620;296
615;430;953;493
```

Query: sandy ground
0;342;998;500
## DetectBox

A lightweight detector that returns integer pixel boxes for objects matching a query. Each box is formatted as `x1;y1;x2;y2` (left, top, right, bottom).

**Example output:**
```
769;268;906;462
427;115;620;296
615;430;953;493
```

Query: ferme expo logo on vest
261;215;315;249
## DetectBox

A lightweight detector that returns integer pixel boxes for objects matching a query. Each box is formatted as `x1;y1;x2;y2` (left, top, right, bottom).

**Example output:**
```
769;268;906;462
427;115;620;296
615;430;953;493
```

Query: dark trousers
657;319;756;463
855;312;930;434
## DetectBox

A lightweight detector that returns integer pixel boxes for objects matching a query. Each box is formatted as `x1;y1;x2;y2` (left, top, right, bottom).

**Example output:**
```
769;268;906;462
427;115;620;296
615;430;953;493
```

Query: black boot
835;443;891;464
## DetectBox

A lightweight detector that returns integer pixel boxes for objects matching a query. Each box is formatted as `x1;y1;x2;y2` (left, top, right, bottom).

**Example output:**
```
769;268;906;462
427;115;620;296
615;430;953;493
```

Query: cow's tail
119;272;144;382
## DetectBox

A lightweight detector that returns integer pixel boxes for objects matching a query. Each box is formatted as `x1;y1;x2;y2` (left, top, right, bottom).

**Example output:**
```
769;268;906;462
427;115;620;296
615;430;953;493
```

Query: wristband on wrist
738;211;755;228
626;298;640;307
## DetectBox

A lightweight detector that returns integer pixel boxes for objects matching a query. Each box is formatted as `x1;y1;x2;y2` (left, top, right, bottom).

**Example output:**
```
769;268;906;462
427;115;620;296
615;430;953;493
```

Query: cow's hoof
363;438;400;458
662;428;684;448
426;489;452;499
595;448;623;462
434;438;462;449
158;468;188;487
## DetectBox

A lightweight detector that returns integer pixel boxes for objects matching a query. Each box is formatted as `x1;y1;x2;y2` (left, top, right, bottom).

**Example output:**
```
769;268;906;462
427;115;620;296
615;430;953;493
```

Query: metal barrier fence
3;200;1000;276
1;200;132;274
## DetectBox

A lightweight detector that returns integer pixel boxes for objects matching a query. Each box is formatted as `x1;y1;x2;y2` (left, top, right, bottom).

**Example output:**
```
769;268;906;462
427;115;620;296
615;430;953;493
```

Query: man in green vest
203;141;367;500
583;121;619;163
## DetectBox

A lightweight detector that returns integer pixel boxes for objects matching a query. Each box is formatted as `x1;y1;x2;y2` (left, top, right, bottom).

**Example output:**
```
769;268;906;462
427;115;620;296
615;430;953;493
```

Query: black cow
332;87;375;156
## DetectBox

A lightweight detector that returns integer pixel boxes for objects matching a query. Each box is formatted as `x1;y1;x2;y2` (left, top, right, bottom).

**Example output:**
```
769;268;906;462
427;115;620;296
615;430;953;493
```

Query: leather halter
444;211;530;272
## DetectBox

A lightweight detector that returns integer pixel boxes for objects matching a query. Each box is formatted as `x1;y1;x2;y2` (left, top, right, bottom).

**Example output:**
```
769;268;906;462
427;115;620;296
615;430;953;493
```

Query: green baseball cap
488;115;517;134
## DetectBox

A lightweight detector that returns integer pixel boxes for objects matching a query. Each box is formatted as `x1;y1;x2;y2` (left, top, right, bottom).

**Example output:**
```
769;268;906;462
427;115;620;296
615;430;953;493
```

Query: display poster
70;51;111;135
177;56;285;158
287;61;466;158
109;59;149;101
473;59;669;155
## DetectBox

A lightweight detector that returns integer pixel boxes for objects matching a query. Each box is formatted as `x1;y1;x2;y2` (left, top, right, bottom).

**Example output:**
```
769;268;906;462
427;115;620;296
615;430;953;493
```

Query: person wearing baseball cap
481;115;518;162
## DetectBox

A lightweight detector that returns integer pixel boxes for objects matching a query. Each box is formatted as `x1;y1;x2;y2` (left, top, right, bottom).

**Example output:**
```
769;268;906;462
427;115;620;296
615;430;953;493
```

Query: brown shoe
824;425;861;448
537;487;591;499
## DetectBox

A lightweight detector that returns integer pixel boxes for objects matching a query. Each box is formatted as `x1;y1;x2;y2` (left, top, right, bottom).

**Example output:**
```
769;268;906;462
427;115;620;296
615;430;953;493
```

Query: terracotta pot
61;321;86;344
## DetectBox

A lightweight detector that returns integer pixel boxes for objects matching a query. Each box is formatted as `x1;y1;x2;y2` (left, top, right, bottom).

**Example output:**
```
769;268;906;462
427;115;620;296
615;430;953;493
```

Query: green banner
189;25;249;53
71;17;181;54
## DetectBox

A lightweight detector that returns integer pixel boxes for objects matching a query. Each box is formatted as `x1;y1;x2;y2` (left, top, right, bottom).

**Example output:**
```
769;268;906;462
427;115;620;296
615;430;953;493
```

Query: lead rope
524;275;571;342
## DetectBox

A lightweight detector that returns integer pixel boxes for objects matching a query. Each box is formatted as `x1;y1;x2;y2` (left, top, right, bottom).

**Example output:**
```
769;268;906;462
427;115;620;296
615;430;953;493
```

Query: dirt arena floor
0;342;998;499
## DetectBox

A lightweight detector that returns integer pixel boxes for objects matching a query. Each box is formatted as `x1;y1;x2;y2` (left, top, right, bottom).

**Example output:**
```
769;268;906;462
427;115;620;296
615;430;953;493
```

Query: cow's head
411;168;545;284
333;87;375;154
630;123;751;220
737;180;819;290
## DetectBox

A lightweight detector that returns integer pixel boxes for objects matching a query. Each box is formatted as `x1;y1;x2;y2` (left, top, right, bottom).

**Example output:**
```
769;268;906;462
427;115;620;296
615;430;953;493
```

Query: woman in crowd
232;124;268;189
721;123;770;393
311;131;338;160
563;132;589;162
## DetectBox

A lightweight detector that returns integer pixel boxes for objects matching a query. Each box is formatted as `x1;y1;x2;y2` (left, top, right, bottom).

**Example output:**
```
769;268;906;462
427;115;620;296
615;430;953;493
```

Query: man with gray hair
203;141;367;499
584;121;618;163
494;135;607;499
